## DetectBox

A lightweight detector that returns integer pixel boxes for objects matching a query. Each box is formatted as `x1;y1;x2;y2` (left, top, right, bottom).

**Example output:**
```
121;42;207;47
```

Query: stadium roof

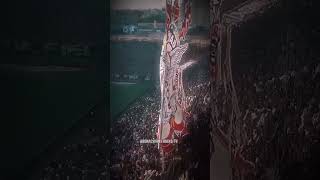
222;0;279;25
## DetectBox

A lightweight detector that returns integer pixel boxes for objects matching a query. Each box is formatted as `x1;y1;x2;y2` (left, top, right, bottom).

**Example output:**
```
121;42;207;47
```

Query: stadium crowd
213;60;320;179
39;126;109;180
109;77;210;179
110;89;162;179
36;56;320;179
35;58;209;180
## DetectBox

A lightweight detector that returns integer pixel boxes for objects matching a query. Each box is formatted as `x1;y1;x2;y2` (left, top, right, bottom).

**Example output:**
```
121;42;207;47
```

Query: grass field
110;81;153;120
110;42;160;75
110;41;159;121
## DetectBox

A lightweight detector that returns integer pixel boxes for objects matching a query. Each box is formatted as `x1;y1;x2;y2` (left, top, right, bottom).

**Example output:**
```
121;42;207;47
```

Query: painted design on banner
158;0;192;154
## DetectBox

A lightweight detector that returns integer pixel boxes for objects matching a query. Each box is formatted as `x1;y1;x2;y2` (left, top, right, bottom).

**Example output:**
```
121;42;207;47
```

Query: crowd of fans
33;52;209;180
110;68;210;179
35;57;320;179
38;116;109;179
110;89;162;179
213;60;320;179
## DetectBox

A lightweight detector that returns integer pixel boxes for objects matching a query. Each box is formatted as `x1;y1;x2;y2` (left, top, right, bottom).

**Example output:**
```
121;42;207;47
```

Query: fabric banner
158;0;193;154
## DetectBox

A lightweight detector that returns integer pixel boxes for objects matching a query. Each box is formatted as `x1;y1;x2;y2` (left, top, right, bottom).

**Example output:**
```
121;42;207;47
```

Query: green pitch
110;81;153;120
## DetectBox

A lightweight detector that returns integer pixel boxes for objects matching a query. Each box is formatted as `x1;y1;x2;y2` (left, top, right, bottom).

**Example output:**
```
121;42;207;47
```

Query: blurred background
0;0;107;179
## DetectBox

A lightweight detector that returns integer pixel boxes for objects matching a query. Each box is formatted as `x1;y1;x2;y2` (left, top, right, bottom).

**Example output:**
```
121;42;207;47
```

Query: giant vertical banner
158;0;192;154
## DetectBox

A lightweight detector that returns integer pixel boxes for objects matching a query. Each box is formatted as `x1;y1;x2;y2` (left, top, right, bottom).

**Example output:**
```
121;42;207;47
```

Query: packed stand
110;89;162;179
110;69;211;179
213;60;320;179
39;124;109;179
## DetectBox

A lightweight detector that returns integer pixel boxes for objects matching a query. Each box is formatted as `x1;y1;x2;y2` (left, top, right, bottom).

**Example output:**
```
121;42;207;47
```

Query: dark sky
111;0;165;10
